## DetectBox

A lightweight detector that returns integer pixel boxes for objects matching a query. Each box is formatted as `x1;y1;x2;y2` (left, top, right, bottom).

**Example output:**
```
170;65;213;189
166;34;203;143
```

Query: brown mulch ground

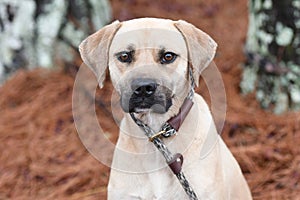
0;0;299;199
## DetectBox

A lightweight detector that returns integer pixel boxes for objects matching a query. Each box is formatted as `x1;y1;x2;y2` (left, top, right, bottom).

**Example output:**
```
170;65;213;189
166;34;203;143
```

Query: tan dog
79;18;252;200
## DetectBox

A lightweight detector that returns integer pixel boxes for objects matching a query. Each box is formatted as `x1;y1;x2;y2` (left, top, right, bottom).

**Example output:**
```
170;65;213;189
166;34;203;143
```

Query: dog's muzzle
121;78;172;113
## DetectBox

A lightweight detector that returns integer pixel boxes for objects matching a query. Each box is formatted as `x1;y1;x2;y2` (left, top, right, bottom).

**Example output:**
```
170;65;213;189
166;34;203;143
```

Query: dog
79;18;252;200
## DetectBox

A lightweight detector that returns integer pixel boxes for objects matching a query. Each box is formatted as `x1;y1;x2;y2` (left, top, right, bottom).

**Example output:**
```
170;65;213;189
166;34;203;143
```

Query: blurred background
0;0;299;199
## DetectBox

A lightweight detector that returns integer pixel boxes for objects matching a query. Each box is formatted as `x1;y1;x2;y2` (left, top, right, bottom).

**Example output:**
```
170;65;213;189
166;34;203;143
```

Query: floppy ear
174;20;217;87
79;21;122;88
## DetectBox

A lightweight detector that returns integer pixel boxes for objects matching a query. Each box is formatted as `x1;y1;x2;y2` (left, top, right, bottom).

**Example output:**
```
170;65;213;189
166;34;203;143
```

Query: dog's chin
133;108;151;113
121;101;172;114
131;104;169;114
120;90;173;114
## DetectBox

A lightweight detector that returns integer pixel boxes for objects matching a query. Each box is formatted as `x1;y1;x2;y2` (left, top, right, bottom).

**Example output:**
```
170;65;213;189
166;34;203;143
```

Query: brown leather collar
167;65;195;132
167;98;194;131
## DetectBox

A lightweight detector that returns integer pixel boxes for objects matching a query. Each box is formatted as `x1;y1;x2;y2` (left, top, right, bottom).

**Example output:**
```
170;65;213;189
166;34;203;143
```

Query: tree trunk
240;0;300;114
0;0;111;83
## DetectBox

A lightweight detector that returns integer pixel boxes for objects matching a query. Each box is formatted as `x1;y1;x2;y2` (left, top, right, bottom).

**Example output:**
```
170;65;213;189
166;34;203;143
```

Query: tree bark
0;0;111;83
241;0;300;113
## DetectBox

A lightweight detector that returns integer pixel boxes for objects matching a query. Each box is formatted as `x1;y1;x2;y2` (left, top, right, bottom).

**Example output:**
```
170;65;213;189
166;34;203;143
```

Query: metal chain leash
129;113;173;161
128;66;199;200
176;172;198;199
130;113;198;200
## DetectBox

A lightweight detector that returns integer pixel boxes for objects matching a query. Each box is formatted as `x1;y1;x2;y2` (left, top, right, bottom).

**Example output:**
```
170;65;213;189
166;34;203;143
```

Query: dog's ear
174;20;217;87
79;20;122;88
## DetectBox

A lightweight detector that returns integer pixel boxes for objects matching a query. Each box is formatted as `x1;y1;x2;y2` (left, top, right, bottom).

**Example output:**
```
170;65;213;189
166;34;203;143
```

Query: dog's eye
117;51;132;63
160;52;177;64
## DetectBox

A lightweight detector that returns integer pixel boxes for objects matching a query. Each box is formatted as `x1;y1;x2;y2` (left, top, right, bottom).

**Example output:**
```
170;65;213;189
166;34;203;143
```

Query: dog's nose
131;78;157;97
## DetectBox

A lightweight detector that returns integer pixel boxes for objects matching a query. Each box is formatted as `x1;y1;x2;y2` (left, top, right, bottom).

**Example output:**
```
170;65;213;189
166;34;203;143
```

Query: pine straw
0;69;110;199
223;110;300;199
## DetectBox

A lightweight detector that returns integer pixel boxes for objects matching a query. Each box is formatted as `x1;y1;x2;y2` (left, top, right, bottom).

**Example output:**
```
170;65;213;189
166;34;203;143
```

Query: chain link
177;172;199;200
161;123;176;138
187;66;195;100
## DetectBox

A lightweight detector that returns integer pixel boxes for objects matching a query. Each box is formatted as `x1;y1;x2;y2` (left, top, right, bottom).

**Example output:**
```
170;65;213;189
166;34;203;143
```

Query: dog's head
79;18;217;114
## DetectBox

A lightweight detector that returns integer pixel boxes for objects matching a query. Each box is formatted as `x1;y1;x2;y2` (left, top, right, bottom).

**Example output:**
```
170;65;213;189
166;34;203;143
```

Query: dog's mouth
129;91;172;113
121;84;173;114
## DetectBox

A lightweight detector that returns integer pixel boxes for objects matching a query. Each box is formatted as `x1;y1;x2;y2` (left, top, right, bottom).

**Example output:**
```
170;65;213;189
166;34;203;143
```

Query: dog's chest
109;168;187;199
